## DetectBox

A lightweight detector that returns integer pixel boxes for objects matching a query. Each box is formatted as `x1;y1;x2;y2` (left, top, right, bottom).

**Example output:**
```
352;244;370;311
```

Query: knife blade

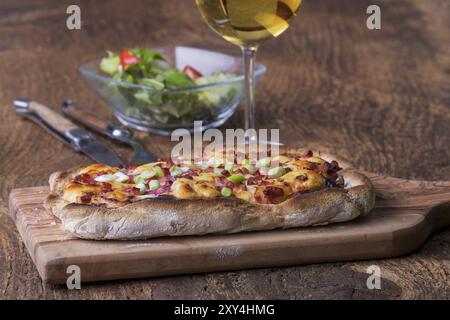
14;99;126;167
62;100;157;164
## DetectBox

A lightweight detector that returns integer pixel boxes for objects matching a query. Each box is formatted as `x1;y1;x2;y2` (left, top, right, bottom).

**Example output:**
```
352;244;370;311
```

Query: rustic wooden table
1;0;449;299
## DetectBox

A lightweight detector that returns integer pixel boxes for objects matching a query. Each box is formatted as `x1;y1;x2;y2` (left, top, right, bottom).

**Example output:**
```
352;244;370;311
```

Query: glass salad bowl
79;46;267;136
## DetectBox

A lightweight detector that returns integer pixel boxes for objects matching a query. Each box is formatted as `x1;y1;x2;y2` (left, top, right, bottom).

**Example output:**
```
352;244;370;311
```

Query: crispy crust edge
44;149;375;240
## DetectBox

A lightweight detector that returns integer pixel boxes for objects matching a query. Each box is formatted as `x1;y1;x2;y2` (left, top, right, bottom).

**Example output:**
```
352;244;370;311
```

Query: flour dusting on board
214;246;242;260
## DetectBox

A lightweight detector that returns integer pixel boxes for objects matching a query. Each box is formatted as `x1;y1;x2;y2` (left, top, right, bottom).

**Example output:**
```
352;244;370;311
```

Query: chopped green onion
149;180;160;190
244;164;256;174
227;173;246;184
221;187;232;197
139;169;156;180
268;166;286;178
113;171;129;183
136;183;146;194
256;157;271;168
170;166;183;176
241;159;250;166
134;176;145;185
153;166;164;178
94;174;116;182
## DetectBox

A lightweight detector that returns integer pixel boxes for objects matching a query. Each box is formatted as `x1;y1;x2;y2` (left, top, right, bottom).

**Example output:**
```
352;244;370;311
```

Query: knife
62;100;157;165
14;99;125;167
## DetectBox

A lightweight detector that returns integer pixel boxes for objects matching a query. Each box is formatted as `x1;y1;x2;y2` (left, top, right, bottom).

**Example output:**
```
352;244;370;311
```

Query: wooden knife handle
63;101;109;132
29;101;77;133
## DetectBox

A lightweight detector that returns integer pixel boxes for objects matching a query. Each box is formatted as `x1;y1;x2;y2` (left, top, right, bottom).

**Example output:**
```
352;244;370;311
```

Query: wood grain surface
7;173;450;284
1;0;450;299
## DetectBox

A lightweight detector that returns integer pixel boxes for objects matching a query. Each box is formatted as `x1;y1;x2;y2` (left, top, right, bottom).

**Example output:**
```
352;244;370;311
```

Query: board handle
426;201;450;231
368;171;450;232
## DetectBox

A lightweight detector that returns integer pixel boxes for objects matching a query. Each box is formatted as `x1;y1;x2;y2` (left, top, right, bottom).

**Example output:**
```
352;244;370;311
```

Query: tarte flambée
45;148;375;240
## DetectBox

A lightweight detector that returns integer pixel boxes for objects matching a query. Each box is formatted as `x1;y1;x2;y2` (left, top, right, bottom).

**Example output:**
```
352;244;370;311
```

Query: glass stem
242;46;258;135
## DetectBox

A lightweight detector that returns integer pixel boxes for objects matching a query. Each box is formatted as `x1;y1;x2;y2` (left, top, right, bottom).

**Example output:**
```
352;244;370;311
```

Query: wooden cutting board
8;172;450;284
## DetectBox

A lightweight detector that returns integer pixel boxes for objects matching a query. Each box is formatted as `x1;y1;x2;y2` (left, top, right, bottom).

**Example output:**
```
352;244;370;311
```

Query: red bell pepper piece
183;65;203;80
120;50;140;70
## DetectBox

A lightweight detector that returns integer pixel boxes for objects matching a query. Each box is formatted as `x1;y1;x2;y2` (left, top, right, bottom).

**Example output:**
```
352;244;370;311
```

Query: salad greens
98;48;239;125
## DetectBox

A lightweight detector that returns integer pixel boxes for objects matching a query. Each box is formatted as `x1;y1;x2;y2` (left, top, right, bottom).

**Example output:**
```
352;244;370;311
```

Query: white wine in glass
196;0;303;138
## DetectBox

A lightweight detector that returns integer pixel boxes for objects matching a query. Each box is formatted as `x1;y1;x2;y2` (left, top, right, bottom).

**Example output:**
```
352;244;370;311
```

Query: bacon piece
295;150;313;160
145;185;171;196
225;181;235;189
215;176;226;189
203;167;213;173
319;162;330;175
246;176;259;185
263;187;284;199
123;187;140;195
303;150;313;158
127;165;138;172
160;167;170;177
260;180;271;186
161;185;171;193
101;182;113;192
234;167;249;175
246;175;272;186
80;193;92;204
74;173;96;185
160;176;176;186
329;160;341;173
180;169;195;180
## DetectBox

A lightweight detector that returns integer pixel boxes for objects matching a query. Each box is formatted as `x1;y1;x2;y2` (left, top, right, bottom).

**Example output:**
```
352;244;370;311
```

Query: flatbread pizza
45;148;375;240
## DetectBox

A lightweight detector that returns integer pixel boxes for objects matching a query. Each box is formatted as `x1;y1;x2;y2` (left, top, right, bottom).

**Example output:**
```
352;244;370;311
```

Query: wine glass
195;0;303;141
